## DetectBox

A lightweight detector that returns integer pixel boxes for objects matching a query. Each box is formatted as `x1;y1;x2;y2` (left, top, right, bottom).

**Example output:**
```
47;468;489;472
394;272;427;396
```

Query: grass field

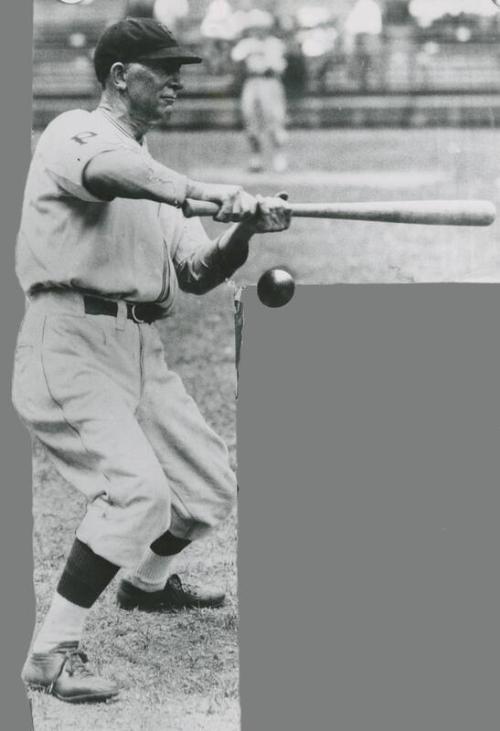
28;127;500;730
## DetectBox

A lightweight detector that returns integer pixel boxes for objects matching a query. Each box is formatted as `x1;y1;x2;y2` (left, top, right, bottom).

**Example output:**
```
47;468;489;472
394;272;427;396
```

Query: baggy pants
241;76;287;144
12;291;237;568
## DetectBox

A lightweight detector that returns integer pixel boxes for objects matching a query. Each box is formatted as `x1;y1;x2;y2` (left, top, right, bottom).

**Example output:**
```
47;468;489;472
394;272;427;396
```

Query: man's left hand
243;192;292;234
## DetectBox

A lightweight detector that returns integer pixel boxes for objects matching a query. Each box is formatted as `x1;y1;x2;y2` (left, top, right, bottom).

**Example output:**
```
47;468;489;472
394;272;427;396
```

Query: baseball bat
182;199;496;227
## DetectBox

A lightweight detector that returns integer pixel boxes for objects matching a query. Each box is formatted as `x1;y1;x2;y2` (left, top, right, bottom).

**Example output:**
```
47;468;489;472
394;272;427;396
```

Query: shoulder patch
71;131;98;145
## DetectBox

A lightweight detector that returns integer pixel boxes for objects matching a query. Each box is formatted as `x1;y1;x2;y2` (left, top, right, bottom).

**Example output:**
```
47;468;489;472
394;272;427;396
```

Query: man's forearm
177;222;256;295
83;150;244;208
215;221;255;273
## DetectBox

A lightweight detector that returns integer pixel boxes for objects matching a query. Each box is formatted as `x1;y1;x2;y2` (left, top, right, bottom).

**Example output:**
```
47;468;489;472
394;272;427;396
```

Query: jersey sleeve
36;110;134;203
169;213;248;294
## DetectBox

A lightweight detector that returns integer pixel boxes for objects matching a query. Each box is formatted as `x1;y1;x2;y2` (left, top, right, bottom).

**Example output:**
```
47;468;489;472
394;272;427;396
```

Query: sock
57;538;120;608
127;531;191;593
32;593;88;654
126;549;178;592
31;538;119;654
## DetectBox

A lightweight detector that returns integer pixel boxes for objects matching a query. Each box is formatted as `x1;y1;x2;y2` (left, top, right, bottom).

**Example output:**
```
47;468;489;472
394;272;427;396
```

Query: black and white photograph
11;0;500;729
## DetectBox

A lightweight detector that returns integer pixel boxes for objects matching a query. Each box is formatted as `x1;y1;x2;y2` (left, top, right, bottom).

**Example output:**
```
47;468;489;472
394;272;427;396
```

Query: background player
231;9;289;173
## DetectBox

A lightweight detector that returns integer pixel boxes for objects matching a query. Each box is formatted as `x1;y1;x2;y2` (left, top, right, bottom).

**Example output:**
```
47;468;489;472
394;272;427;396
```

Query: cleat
116;574;225;612
22;642;120;704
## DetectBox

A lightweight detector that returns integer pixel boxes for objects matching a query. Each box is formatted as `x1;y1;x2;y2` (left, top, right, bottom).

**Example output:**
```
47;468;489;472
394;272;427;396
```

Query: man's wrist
185;179;222;202
185;179;242;203
185;179;206;201
233;220;258;237
164;175;189;207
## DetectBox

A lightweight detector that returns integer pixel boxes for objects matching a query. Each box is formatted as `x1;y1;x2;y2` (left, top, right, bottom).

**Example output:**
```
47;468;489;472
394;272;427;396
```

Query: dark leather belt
83;295;163;324
248;70;277;79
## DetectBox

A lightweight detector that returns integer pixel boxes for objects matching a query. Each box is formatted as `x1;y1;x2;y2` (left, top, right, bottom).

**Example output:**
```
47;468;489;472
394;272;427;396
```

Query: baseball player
13;17;291;703
231;10;289;173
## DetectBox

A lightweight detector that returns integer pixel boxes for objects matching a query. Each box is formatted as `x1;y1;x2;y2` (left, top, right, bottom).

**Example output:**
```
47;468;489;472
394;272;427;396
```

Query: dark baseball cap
94;17;202;83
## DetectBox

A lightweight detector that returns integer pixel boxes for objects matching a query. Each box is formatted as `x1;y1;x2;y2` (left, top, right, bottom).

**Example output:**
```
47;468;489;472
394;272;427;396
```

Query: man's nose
169;73;183;91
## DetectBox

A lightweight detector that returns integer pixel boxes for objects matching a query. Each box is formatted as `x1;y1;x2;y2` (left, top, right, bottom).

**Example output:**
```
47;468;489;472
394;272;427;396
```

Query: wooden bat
182;199;496;227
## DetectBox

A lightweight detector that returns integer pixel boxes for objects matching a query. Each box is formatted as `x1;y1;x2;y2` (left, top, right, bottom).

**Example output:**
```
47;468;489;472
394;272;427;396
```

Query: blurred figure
201;0;238;74
127;0;189;32
153;0;189;35
344;0;383;91
283;35;308;98
126;0;155;18
231;9;288;173
297;23;338;94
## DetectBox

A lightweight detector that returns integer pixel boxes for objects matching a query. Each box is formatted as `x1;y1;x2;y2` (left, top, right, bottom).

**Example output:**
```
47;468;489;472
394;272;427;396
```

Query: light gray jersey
16;108;228;316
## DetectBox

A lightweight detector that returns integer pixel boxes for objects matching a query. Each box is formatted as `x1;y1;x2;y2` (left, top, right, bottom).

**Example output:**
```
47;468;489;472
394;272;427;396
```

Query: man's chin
151;109;174;128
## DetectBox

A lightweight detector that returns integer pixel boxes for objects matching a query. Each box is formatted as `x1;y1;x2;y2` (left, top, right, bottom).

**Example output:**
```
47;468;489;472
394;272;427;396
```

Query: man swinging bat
13;15;495;706
13;17;291;703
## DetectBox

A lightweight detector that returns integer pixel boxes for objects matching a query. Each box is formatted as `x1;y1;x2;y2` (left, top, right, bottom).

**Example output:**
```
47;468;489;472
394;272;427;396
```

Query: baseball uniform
231;35;288;144
13;107;239;569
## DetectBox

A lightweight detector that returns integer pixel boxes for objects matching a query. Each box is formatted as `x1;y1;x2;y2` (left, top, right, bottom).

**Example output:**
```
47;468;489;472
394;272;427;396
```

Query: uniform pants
12;291;237;568
241;77;287;144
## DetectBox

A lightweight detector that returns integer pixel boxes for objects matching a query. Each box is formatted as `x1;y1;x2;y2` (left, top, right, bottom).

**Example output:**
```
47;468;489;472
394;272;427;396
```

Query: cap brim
136;47;202;65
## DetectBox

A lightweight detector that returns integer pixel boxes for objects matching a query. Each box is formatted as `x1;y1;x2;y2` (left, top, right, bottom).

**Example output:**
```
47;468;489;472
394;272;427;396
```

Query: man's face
123;61;184;125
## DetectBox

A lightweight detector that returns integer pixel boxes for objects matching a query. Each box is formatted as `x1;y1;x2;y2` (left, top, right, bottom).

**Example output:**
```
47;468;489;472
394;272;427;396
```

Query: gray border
0;0;36;727
238;284;500;730
4;4;500;729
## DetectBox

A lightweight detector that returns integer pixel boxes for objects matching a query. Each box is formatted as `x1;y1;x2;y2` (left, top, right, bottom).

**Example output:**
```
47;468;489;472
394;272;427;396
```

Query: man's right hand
186;181;258;223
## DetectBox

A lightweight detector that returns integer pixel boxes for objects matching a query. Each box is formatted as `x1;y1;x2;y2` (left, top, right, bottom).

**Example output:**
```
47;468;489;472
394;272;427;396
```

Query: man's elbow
82;161;116;201
177;267;219;295
178;279;215;296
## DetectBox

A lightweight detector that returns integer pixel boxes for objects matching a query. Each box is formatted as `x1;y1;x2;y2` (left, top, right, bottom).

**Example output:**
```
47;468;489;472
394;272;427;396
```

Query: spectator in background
201;0;238;74
297;23;338;94
153;0;189;36
126;0;155;18
231;9;288;173
283;35;308;98
127;0;189;34
344;0;384;91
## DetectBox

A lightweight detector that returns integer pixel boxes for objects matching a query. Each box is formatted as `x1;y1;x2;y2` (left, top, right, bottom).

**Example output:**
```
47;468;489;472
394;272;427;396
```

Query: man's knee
124;467;171;541
142;477;170;523
77;473;171;569
206;471;238;528
170;471;237;540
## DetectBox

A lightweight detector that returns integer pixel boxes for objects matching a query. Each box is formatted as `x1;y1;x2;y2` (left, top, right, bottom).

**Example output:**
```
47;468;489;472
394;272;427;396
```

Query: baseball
257;267;295;308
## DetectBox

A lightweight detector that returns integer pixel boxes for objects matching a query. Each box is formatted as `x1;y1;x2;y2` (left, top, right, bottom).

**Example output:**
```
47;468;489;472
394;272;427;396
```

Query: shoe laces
63;649;93;679
167;574;183;591
45;645;93;694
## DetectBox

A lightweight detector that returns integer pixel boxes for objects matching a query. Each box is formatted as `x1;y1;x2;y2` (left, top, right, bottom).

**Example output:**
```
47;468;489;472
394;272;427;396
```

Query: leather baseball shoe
22;642;120;703
116;574;226;611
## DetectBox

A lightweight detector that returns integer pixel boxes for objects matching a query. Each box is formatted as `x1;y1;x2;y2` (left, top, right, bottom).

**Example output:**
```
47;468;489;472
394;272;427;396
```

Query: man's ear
109;62;128;91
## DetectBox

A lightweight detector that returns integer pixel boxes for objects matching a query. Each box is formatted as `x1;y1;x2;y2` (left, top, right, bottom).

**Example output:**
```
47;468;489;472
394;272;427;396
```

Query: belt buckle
130;303;146;324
